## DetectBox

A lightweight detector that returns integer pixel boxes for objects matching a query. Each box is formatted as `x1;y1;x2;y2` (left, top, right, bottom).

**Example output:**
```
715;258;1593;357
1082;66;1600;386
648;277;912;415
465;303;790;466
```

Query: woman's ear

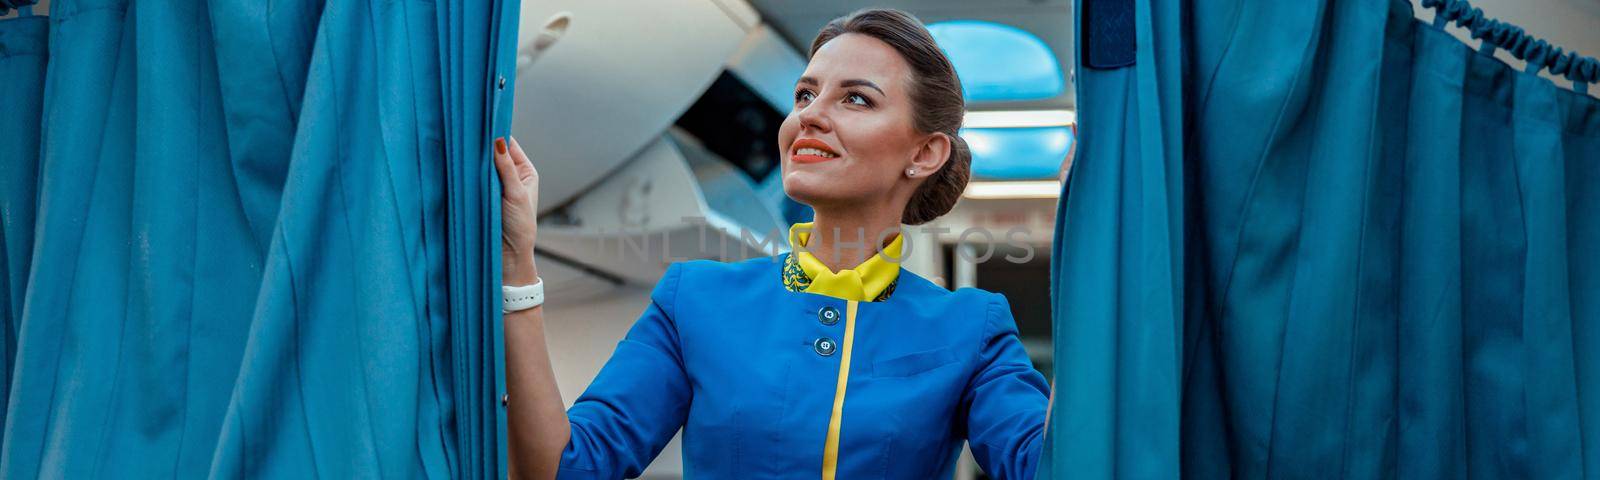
908;132;952;179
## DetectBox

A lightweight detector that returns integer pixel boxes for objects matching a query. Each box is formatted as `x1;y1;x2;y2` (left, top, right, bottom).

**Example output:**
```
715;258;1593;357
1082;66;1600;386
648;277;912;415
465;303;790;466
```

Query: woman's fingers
493;137;523;196
508;136;537;184
496;136;539;266
1059;123;1077;183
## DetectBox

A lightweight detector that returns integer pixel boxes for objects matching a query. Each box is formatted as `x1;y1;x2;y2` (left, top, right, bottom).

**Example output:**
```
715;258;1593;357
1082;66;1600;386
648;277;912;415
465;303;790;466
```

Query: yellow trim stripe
820;300;859;480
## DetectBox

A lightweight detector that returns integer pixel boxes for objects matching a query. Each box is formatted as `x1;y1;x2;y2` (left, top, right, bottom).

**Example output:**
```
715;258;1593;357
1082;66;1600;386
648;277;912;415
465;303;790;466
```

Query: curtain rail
1421;0;1599;91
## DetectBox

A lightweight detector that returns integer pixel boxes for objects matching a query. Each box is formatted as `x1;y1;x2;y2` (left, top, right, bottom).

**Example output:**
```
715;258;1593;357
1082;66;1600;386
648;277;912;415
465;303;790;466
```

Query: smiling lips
790;138;841;163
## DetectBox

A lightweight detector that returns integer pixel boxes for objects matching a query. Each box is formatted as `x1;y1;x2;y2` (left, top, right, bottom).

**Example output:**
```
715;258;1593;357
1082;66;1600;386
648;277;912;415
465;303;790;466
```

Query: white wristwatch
503;278;545;313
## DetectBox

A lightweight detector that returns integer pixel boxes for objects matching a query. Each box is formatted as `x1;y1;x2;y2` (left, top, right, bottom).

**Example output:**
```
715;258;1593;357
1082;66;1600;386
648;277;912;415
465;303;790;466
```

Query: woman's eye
795;90;815;104
846;93;872;106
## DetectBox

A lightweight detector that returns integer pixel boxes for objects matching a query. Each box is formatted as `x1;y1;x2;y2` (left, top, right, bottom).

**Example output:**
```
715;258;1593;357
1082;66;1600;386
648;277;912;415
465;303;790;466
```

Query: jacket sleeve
557;263;691;479
962;292;1051;480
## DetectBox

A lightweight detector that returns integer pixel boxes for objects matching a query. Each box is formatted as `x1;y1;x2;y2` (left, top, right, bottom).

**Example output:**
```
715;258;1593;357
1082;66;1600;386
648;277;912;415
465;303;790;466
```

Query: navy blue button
818;306;840;326
814;337;837;356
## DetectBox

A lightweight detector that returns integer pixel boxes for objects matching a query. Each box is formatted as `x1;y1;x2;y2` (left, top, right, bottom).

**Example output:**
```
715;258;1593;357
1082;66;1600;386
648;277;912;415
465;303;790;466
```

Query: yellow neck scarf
786;222;904;302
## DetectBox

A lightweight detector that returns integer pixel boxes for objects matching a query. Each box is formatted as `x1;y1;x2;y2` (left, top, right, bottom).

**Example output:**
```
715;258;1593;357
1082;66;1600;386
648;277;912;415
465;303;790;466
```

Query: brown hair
809;8;970;225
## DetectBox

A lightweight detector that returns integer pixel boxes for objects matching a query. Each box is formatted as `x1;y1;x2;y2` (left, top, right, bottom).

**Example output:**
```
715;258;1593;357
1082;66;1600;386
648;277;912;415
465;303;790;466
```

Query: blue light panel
960;126;1075;180
927;20;1065;102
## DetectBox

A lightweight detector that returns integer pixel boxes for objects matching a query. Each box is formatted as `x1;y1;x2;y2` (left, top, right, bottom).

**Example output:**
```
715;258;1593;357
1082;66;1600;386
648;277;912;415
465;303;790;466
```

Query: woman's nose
796;102;832;133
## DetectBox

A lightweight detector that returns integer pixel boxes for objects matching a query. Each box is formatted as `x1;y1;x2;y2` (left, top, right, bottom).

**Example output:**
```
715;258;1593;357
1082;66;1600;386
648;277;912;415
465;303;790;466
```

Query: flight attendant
495;8;1051;479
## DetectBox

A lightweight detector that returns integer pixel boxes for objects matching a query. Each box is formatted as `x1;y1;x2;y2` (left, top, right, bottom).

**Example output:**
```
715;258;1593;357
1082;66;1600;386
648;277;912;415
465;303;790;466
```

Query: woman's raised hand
494;136;540;285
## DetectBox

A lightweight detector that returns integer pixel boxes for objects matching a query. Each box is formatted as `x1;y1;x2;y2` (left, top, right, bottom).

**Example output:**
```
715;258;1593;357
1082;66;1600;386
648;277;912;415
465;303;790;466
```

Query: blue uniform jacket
556;254;1050;479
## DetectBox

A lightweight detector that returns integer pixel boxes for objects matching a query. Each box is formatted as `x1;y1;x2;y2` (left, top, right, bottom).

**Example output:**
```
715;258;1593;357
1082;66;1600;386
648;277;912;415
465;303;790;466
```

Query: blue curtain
0;0;518;477
0;13;46;436
1045;0;1600;477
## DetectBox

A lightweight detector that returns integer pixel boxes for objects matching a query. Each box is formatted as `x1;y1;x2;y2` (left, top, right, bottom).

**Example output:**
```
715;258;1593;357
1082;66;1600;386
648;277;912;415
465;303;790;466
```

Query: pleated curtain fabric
0;0;519;478
1045;0;1600;477
0;13;47;438
1042;0;1185;476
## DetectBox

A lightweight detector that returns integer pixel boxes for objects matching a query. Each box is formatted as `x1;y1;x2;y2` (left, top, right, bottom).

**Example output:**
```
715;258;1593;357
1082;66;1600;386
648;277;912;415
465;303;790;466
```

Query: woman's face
779;33;933;213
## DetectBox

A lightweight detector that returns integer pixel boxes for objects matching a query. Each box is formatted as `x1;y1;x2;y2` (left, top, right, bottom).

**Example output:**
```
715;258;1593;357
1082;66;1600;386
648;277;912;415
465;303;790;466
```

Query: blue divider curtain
1046;0;1599;477
0;0;519;478
0;12;45;437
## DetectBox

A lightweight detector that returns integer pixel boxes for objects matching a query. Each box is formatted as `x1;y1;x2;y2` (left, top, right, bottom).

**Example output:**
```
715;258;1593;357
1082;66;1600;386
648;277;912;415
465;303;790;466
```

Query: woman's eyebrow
795;76;885;96
840;79;885;95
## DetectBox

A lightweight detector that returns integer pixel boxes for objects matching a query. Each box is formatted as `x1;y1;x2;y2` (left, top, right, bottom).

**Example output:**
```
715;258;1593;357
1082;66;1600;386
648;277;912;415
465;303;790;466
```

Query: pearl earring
906;168;917;177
